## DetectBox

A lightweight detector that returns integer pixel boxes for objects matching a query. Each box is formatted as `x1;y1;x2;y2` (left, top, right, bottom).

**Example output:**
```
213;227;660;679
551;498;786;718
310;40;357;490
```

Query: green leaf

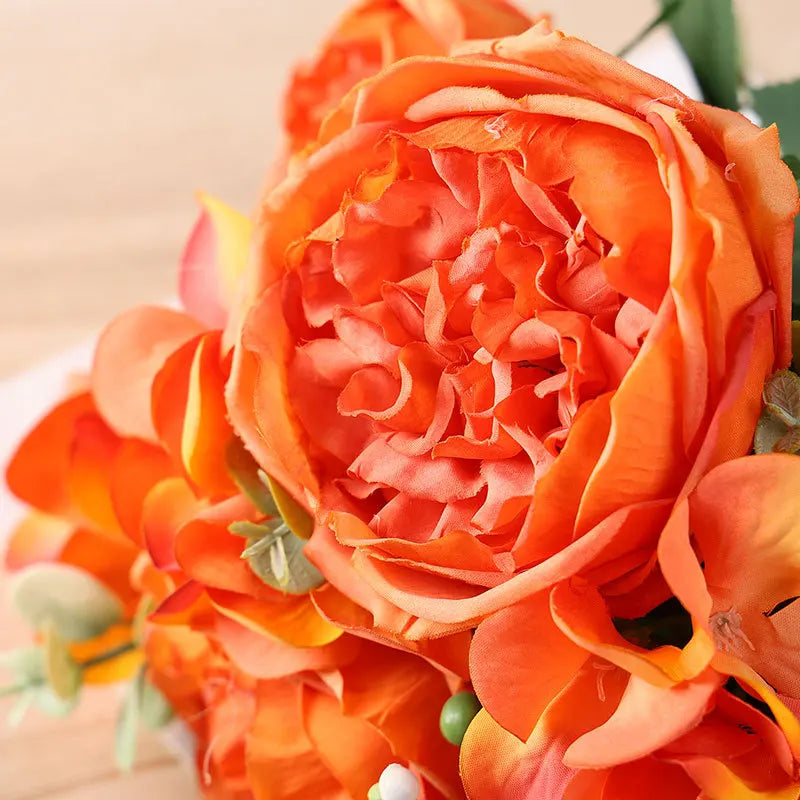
0;648;77;725
225;438;279;517
244;526;325;595
775;426;800;455
763;370;800;427
140;677;174;730
0;647;46;687
753;81;800;155
660;0;740;109
784;155;800;182
617;0;684;59
10;563;124;643
6;690;36;728
230;519;284;540
751;83;800;307
132;595;155;647
43;624;82;701
754;410;789;454
32;686;78;718
115;668;144;772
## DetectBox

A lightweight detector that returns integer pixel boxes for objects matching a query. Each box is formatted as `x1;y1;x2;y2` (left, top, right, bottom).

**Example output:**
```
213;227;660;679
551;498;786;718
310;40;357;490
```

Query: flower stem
79;641;137;671
617;0;684;59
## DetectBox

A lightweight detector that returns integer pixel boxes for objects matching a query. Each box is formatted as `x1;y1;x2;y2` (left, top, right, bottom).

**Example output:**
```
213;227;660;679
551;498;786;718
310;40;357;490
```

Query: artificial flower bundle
3;0;800;797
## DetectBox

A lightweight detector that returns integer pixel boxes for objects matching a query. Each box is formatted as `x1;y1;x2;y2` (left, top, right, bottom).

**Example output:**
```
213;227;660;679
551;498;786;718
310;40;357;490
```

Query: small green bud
439;691;482;746
367;783;382;800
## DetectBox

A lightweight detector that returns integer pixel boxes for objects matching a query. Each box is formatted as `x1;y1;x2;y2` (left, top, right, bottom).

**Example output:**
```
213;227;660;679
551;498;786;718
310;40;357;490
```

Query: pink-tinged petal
92;306;204;441
179;192;253;329
692;454;800;618
564;669;722;768
4;512;74;570
470;592;588;740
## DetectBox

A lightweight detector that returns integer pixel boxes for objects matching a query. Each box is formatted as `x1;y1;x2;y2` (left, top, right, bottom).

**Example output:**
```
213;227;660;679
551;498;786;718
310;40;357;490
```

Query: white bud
378;763;420;800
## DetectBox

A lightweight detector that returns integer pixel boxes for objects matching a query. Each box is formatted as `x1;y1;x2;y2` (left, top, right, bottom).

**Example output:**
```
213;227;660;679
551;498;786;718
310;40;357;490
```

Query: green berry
368;783;382;800
439;691;482;746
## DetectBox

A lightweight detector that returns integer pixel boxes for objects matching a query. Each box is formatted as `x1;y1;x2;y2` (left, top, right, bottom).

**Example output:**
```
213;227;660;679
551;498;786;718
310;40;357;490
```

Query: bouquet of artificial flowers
3;1;800;798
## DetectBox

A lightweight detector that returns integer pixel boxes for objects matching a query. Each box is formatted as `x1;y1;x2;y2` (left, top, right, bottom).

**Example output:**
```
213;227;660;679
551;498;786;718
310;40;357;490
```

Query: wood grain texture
0;1;797;797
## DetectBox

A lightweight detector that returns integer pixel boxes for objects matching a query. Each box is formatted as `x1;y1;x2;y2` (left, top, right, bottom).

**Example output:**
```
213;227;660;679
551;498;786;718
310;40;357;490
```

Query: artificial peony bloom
228;22;799;638
283;0;535;155
465;453;800;797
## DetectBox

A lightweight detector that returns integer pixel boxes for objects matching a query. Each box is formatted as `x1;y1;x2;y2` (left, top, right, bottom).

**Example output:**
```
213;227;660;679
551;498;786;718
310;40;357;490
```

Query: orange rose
228;22;799;636
283;0;535;155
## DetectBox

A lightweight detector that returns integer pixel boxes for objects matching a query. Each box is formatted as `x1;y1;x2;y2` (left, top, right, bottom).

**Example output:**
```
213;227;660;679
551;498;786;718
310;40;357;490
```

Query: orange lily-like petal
470;592;588;740
461;660;627;799
6;393;94;519
689;455;800;698
563;669;722;768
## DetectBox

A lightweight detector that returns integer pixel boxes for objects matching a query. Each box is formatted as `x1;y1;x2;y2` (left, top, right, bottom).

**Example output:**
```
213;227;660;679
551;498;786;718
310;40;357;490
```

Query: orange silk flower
227;21;799;640
283;0;535;155
464;454;800;798
146;625;464;800
5;192;468;799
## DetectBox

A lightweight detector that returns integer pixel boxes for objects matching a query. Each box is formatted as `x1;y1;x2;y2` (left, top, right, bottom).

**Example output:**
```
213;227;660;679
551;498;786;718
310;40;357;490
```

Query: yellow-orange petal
180;331;237;497
179;192;252;330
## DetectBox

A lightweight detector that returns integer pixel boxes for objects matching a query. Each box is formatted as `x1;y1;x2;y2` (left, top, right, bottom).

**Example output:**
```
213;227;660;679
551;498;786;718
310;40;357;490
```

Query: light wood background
1;1;797;798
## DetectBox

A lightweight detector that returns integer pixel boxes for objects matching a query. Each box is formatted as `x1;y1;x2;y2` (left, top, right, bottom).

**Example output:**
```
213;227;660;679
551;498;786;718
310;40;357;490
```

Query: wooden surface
1;1;797;798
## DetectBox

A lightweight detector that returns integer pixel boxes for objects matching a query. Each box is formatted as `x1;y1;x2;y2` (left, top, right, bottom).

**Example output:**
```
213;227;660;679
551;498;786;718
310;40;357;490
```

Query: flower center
709;607;755;653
